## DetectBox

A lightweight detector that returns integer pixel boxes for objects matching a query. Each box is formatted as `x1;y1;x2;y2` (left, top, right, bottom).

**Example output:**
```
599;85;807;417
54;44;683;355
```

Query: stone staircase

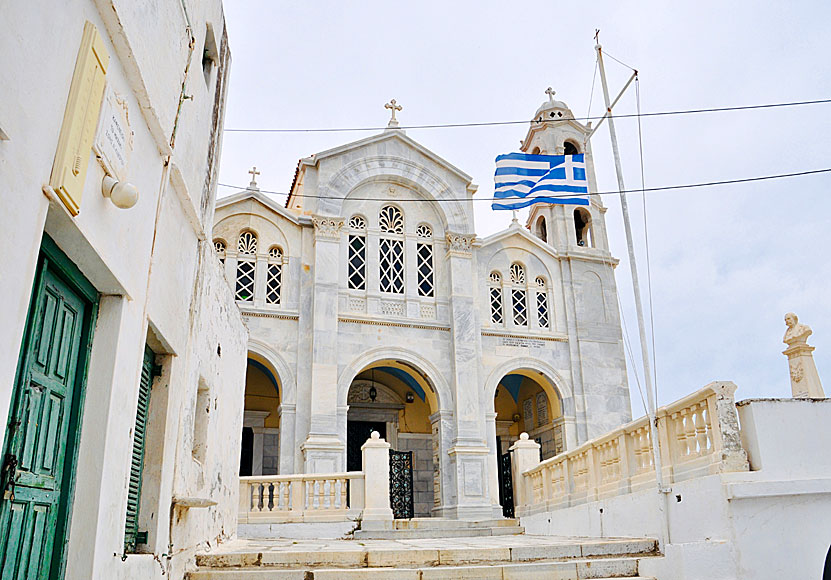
189;522;660;579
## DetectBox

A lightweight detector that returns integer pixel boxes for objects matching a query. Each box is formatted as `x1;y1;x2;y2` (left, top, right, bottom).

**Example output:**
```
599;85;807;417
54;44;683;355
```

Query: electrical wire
217;167;831;201
635;76;660;407
222;98;831;134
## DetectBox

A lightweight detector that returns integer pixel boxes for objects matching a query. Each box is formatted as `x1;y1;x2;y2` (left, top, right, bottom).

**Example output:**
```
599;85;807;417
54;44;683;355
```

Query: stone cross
782;312;825;398
248;166;260;188
385;99;402;127
545;87;556;103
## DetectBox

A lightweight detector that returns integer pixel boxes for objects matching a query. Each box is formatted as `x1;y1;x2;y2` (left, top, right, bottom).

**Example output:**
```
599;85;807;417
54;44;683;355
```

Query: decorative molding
481;330;568;343
445;232;476;256
338;316;450;332
242;310;300;321
312;215;345;240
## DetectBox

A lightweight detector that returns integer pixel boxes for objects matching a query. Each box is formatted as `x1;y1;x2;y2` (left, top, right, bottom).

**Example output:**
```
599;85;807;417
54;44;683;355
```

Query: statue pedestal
783;343;825;398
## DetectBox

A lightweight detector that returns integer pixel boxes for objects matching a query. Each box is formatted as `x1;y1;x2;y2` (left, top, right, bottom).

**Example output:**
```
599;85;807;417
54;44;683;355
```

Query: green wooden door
0;240;96;580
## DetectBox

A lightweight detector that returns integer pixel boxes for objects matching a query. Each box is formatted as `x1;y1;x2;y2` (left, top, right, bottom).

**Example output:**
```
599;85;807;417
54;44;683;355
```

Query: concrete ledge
726;477;831;500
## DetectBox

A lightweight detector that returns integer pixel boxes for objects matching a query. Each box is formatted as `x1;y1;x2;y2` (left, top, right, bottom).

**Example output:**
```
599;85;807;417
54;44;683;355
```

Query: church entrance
346;420;386;472
345;361;440;517
241;356;281;475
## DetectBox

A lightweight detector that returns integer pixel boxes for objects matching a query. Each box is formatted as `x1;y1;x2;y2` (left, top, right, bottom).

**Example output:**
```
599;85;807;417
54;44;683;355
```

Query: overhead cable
222;98;831;134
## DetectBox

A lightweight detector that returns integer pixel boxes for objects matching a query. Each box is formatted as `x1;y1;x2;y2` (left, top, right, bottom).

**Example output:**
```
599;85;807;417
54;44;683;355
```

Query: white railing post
361;431;393;527
510;433;541;514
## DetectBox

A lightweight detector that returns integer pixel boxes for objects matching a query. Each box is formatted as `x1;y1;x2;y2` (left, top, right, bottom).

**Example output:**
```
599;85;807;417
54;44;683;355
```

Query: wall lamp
102;174;139;209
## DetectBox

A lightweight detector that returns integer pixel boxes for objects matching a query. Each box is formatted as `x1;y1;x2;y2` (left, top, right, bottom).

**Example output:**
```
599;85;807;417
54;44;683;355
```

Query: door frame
5;233;98;579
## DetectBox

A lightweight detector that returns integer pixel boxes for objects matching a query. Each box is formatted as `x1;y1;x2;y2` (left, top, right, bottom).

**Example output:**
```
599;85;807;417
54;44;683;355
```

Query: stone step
194;536;658;571
188;558;655;579
387;518;521;530
353;525;524;539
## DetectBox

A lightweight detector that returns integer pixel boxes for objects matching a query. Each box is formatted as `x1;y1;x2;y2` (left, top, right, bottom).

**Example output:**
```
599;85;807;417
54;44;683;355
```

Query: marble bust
783;312;812;346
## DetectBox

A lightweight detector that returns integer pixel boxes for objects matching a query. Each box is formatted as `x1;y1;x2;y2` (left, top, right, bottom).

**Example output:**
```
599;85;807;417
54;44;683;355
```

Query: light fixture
369;386;377;402
406;391;414;404
512;413;521;423
102;174;138;209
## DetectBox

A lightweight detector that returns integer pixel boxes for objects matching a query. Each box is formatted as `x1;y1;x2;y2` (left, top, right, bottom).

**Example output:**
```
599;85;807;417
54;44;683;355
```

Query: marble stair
353;517;525;539
189;533;660;579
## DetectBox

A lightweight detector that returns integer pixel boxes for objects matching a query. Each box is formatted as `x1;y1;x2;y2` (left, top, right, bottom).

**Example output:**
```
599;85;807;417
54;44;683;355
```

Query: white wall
1;1;245;579
521;398;831;580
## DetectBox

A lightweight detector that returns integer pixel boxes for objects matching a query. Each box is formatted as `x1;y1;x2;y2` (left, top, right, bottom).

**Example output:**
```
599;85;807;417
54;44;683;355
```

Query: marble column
277;403;296;474
444;231;492;519
301;216;346;473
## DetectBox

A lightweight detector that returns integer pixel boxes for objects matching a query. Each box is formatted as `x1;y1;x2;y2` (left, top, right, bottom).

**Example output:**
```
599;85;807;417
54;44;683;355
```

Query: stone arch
319;156;473;234
337;346;451;412
246;339;296;404
484;357;573;417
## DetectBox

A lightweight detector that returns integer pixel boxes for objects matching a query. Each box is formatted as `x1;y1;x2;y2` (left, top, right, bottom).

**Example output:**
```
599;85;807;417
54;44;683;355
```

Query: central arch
339;348;449;518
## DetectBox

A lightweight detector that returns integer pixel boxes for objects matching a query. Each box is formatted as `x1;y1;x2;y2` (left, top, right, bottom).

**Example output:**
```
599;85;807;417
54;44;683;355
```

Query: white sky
217;0;831;415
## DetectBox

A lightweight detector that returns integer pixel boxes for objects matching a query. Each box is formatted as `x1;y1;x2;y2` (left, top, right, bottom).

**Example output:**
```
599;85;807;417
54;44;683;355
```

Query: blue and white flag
492;153;589;210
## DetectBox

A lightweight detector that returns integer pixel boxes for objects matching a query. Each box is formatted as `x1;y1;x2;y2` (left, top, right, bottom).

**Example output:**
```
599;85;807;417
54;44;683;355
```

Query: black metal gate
498;450;514;518
389;449;414;519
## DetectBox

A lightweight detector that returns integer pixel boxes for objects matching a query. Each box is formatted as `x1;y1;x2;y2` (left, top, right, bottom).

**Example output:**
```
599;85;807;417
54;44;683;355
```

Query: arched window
348;215;366;290
378;206;404;294
213;239;226;264
535;276;549;329
235;231;257;302
574;208;593;247
489;271;503;325
416;224;434;297
510;263;527;326
564;140;580;155
535;216;548;243
265;247;282;305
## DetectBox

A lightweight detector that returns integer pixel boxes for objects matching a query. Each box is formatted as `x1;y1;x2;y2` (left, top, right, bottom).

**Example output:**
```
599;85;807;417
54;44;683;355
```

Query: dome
534;88;574;121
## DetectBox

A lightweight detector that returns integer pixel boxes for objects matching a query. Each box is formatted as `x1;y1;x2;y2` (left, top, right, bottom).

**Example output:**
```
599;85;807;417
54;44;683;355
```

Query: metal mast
594;36;670;546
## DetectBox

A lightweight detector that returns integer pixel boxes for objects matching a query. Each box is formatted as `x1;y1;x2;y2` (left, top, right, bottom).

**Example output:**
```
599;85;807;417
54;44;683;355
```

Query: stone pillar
301;215;346;473
277;403;296;474
485;412;503;517
509;433;541;513
782;313;825;398
251;427;265;476
361;431;393;529
444;231;493;519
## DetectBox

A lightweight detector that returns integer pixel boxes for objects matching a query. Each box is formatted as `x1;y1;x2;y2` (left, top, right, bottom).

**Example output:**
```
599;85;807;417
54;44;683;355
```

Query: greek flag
492;153;589;210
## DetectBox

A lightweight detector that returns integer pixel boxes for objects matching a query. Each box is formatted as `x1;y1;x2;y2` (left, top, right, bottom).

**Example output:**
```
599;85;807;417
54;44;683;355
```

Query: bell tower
522;88;631;439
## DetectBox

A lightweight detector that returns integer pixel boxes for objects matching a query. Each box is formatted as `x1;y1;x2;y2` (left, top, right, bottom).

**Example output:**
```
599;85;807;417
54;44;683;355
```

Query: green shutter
124;345;155;552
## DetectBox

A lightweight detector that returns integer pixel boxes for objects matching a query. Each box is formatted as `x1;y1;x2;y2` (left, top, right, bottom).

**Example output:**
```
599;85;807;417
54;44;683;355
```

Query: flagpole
594;38;670;548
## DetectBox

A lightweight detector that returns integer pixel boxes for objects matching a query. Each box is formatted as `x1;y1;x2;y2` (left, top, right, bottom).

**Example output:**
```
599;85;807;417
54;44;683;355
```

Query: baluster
328;478;336;509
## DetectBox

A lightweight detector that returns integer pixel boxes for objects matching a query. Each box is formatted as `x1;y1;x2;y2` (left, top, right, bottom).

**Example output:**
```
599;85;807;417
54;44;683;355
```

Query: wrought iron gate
389;449;414;519
498;451;514;518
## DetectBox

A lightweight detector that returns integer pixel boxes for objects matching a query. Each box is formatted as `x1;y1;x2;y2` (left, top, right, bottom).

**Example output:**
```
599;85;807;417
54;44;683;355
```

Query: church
213;93;632;519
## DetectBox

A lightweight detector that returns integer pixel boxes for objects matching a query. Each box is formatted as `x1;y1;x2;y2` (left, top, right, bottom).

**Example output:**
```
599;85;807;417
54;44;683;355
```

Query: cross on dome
545;87;556;103
247;166;261;189
385;99;402;127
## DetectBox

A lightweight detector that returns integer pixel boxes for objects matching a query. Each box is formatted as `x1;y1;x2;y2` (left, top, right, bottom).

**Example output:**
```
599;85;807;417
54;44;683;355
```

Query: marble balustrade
516;381;749;516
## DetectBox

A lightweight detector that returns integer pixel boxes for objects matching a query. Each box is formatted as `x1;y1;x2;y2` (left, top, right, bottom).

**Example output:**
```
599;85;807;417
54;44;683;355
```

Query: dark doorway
497;438;515;518
347;421;386;472
239;427;253;476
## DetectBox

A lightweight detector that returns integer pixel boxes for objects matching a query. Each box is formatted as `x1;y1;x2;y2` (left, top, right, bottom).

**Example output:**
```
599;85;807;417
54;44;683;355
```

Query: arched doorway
345;359;439;518
493;370;565;516
240;354;280;476
494;371;564;459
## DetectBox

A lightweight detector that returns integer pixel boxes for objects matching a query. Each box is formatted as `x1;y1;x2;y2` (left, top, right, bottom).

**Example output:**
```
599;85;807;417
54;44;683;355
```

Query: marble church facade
213;95;632;519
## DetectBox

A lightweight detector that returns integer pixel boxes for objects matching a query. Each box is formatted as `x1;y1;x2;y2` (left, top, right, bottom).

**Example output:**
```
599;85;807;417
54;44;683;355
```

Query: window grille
235;231;257;302
489;271;503;324
214;239;226;264
416;224;432;238
510;262;525;284
349;215;366;230
379;205;404;234
535;277;549;328
379;206;404;293
512;288;528;326
417;242;434;297
348;234;366;290
379;238;404;293
266;247;282;305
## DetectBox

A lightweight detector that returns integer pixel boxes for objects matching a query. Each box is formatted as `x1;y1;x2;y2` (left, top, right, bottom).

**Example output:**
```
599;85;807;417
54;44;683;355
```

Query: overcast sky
217;0;831;415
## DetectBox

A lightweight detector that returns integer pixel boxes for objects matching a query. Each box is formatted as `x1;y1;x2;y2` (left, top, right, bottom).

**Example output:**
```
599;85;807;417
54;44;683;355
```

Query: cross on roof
248;166;260;188
385;99;402;126
545;87;556;103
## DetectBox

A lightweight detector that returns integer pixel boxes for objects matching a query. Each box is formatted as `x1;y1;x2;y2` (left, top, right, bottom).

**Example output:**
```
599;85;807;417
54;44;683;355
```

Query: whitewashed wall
1;1;245;579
